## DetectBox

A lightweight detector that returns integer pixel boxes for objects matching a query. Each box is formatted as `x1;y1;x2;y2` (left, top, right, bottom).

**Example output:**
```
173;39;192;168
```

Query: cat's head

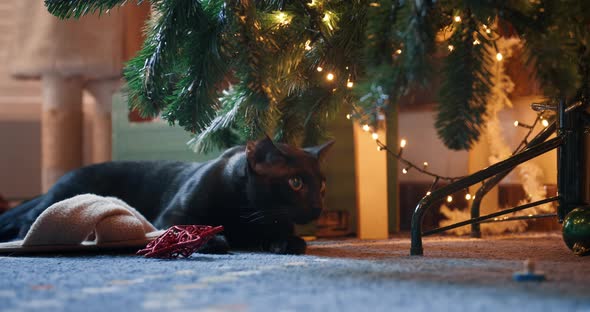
244;137;334;224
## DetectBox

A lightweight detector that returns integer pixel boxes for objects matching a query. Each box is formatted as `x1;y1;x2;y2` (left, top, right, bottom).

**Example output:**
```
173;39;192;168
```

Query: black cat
0;137;334;254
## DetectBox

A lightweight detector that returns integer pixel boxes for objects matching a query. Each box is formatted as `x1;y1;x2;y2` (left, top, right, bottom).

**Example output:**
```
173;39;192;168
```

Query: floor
1;232;589;312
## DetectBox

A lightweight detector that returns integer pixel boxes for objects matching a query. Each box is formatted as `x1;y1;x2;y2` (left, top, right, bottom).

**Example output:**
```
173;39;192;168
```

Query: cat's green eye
288;177;303;191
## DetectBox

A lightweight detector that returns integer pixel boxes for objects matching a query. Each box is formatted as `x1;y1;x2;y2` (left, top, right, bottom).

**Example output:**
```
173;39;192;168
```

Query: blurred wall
0;1;42;199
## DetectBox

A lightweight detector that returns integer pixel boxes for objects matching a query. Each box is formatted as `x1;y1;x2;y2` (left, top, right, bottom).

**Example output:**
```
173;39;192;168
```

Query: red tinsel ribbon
137;225;224;259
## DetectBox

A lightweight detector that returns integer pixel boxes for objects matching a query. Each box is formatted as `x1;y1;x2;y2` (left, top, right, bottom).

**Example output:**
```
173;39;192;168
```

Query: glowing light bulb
317;66;323;72
347;81;354;88
395;49;402;54
465;193;472;200
346;114;351;120
448;45;455;52
426;191;431;196
322;12;334;30
473;39;480;45
514;120;519;127
454;16;461;22
305;40;312;51
400;138;407;148
402;168;409;174
362;124;370;132
371;133;379;140
486;28;491;34
423;161;429;167
276;12;290;25
447;195;453;203
326;73;335;81
377;146;382;151
496;52;503;61
542;119;549;127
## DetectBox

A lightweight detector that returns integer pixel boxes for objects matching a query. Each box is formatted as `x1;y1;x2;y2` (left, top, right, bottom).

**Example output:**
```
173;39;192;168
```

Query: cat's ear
246;136;287;174
305;140;335;162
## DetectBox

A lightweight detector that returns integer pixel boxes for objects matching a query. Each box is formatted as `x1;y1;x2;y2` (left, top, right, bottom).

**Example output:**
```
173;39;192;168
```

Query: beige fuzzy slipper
0;194;163;254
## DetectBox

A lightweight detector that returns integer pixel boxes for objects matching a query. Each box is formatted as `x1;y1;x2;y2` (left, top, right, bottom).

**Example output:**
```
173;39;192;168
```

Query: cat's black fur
0;137;334;254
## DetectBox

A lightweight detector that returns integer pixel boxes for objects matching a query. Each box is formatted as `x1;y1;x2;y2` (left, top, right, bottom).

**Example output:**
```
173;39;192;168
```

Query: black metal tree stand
410;99;589;256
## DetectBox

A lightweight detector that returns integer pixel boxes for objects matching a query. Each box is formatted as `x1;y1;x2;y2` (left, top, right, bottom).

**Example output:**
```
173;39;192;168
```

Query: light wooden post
353;123;389;239
86;79;121;164
41;74;83;192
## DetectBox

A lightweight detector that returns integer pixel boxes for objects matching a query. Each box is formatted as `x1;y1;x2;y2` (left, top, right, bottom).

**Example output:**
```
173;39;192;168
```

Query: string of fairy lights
272;3;550;203
352;111;549;204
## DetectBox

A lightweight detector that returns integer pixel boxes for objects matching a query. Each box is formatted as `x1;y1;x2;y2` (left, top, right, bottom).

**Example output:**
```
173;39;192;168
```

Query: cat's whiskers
241;209;290;224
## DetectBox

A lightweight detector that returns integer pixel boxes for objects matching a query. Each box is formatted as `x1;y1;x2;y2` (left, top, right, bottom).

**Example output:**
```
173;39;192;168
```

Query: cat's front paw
269;236;307;255
198;235;230;254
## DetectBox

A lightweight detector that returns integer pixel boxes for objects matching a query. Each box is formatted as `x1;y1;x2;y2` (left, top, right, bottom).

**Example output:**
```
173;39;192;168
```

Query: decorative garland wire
366;112;546;190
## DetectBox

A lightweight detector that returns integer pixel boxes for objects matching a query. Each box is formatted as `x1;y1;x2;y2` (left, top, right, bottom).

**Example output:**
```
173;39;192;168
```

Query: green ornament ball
562;206;590;256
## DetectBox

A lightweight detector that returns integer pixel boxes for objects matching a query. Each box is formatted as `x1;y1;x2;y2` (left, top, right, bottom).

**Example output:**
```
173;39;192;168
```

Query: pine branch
188;87;247;153
45;0;142;18
126;0;229;132
516;0;582;98
397;0;436;85
164;0;230;133
436;13;493;150
226;1;280;140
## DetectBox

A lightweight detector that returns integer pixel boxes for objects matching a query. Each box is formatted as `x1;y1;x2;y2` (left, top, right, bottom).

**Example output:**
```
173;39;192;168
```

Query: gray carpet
1;233;589;312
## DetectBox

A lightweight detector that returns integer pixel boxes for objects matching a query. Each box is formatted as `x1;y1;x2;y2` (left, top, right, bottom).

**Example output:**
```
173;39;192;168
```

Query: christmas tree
45;0;590;151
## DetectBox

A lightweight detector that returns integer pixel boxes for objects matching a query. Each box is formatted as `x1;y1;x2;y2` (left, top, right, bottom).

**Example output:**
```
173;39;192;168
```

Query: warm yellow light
346;114;351;120
326;73;335;81
371;133;379;140
447;195;453;203
486;28;491;34
513;120;519;127
426;191;431;196
362;124;370;132
402;168;408;174
423;161;429;167
317;66;323;72
395;49;402;54
542;119;549;127
369;2;381;7
400;138;407;148
275;12;291;25
322;11;335;31
308;0;318;7
473;39;480;45
496;52;503;61
465;193;472;200
454;16;461;22
347;81;354;88
305;40;312;51
448;45;455;52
